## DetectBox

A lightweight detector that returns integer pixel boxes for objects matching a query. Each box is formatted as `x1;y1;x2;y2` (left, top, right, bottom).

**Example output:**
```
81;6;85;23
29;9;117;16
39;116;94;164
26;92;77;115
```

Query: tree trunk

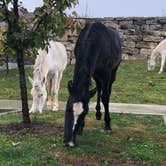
6;55;9;75
16;49;31;123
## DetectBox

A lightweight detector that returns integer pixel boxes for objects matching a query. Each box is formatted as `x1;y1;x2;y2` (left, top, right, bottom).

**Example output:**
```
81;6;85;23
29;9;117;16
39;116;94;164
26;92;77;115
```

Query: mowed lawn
0;60;166;165
0;60;166;104
0;111;165;165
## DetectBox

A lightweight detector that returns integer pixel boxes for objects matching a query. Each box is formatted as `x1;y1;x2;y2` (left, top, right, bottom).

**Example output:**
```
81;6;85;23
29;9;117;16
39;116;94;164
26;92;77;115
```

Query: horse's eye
38;94;43;98
35;85;39;88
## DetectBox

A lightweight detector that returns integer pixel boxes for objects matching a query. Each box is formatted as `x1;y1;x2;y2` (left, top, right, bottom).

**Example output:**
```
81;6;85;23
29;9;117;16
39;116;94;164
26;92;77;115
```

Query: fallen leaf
12;141;21;147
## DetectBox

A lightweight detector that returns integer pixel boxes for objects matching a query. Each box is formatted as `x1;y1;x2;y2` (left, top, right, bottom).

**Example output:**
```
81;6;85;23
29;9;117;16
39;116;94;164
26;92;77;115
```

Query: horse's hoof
105;129;112;134
52;107;59;112
77;129;83;135
29;110;35;114
46;101;52;108
96;116;101;120
101;128;112;134
96;113;102;120
63;141;75;147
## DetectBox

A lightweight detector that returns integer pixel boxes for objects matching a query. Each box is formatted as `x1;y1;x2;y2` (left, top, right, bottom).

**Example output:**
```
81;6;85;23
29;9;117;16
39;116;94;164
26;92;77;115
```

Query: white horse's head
147;52;156;71
148;58;156;71
28;76;47;113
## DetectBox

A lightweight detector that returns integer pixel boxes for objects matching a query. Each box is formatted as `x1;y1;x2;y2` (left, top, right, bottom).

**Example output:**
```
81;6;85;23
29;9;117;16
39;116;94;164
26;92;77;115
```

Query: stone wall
59;17;166;64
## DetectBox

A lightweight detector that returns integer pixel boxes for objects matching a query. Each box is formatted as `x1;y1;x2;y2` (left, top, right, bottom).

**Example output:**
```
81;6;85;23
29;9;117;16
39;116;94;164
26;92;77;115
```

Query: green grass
0;60;166;104
0;111;165;165
112;60;166;104
0;60;166;165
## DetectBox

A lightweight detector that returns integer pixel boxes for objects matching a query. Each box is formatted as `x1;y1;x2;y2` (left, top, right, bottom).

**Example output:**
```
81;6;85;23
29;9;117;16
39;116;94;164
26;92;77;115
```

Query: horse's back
155;39;166;54
47;41;67;71
94;23;121;69
103;26;121;61
74;22;121;81
75;22;121;64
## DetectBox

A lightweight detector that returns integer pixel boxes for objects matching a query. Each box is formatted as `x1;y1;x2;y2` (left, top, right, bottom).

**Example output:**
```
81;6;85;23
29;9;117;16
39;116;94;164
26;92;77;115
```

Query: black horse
64;22;121;147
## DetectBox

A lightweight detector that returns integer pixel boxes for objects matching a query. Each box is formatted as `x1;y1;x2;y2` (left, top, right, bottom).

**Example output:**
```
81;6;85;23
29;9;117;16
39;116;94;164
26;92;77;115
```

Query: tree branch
13;0;19;20
2;0;12;26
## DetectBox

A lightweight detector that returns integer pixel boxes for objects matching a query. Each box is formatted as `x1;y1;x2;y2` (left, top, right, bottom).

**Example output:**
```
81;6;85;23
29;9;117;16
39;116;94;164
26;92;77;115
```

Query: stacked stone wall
59;17;166;64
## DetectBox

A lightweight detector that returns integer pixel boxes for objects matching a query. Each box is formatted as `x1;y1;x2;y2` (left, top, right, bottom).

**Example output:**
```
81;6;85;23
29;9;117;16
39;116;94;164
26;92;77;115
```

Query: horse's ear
28;76;34;85
68;80;74;94
88;87;96;100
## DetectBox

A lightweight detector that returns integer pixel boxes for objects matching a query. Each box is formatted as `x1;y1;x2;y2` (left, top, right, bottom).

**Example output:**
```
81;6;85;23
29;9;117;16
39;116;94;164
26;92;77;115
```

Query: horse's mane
33;49;47;80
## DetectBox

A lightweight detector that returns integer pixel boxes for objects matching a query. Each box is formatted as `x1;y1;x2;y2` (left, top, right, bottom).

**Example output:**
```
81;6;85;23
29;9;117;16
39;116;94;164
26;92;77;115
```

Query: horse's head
63;80;96;147
28;76;47;113
147;52;156;71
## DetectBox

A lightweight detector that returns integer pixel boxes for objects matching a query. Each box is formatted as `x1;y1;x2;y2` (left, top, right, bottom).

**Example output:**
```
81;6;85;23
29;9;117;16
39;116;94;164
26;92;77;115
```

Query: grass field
0;60;166;104
0;60;166;165
0;110;166;165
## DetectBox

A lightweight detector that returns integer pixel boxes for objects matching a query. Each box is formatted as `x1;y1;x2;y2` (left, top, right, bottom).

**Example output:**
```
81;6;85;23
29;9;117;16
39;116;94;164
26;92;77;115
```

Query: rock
126;35;142;42
160;31;166;37
140;48;153;58
143;36;163;42
120;23;135;29
122;47;140;56
136;42;158;49
149;24;161;31
157;18;166;24
122;40;135;48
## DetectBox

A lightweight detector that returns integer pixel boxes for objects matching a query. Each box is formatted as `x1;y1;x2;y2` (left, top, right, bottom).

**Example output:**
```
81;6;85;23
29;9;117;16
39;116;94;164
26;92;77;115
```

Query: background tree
0;0;78;124
0;25;13;75
0;26;5;66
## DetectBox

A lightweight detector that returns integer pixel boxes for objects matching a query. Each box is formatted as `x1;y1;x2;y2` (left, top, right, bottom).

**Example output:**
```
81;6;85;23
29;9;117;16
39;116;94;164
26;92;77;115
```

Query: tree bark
5;55;9;75
16;49;31;123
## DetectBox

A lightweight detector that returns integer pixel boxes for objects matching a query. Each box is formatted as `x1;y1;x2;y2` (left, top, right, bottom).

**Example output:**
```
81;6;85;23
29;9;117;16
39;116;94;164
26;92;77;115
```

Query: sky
22;0;166;17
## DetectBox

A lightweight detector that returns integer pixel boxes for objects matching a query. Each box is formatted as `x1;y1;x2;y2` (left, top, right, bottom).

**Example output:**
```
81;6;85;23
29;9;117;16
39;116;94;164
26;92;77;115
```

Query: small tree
0;25;8;74
0;0;78;123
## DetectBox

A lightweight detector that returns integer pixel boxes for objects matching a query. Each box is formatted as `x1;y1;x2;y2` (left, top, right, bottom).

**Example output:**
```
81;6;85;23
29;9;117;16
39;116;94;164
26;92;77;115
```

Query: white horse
28;41;67;113
148;39;166;74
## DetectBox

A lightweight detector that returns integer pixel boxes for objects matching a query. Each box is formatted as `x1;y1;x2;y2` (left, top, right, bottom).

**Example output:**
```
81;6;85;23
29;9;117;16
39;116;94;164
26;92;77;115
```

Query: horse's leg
52;73;58;111
159;53;166;74
46;77;52;109
101;80;112;133
101;68;118;133
94;77;102;120
52;71;62;111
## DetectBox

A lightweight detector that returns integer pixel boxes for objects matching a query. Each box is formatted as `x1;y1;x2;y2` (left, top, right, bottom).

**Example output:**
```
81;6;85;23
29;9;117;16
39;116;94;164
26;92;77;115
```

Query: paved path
0;63;17;70
0;63;33;71
0;100;166;116
0;100;166;124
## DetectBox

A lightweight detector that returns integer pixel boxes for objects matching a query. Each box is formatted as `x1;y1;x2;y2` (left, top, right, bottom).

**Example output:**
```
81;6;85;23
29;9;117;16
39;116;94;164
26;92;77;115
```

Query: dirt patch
49;151;141;166
125;123;146;131
0;121;62;136
152;134;166;146
49;150;101;166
